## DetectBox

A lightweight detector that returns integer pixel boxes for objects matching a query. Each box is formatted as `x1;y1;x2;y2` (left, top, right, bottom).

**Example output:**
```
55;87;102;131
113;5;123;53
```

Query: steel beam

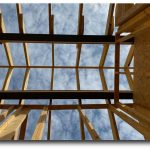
0;33;134;44
0;90;133;99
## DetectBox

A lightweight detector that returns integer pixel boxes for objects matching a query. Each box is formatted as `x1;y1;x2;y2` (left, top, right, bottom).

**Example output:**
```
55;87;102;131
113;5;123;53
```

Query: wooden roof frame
1;3;149;141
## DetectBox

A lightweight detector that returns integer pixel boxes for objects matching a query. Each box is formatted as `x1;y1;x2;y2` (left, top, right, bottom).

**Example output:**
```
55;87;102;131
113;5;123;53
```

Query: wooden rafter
0;11;14;66
13;68;30;140
0;68;13;105
1;3;147;141
99;69;120;140
47;4;54;140
99;4;114;67
16;4;30;66
0;106;14;122
76;67;85;140
124;45;134;90
117;103;150;127
75;4;85;140
76;3;84;67
77;106;100;141
32;107;48;140
109;105;150;139
0;107;30;140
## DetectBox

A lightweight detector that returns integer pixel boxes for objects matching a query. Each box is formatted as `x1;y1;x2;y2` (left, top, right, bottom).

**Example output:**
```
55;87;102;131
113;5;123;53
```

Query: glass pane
22;4;48;34
54;69;76;90
79;69;102;90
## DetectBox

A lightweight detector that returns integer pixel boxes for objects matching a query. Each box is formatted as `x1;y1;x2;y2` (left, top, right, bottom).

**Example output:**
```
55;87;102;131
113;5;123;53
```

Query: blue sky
0;3;144;140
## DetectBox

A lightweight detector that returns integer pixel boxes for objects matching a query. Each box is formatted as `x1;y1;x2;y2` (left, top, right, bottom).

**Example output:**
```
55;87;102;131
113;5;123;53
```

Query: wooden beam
0;68;13;123
117;103;150;127
116;4;149;26
109;105;150;139
16;4;30;66
32;107;48;140
0;106;15;122
0;33;134;44
76;67;85;140
124;45;134;67
47;100;52;140
19;68;30;105
124;68;133;90
114;33;120;103
48;4;54;35
13;69;30;140
22;43;30;66
48;4;54;137
77;106;100;141
18;115;28;140
0;68;13;105
76;3;84;67
99;69;120;140
0;13;14;66
0;107;29;140
99;4;114;67
0;90;133;99
2;68;13;91
124;45;134;90
118;6;150;33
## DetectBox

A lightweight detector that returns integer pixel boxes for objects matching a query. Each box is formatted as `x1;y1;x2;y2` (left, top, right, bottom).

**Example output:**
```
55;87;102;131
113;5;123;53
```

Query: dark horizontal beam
0;103;134;110
0;33;134;44
0;90;133;99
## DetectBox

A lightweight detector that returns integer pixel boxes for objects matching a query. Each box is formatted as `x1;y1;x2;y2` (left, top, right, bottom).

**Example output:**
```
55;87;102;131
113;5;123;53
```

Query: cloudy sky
0;3;143;140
